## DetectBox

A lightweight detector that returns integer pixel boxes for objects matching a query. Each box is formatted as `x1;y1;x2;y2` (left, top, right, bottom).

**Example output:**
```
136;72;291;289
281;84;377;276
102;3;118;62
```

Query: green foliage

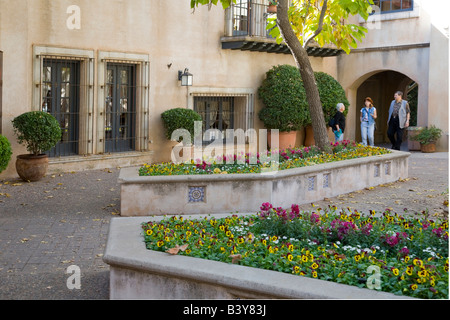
258;65;309;132
267;0;373;53
161;108;202;143
0;134;12;173
142;205;449;299
314;71;349;124
12;111;62;155
410;125;443;145
258;65;349;130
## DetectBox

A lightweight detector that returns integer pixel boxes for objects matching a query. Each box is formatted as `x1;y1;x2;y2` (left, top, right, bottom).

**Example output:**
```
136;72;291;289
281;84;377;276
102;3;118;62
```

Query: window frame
33;45;95;156
97;51;150;154
372;0;414;15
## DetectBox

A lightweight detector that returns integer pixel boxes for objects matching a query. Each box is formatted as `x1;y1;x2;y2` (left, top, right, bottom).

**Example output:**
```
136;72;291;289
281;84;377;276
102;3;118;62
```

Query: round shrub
12;111;62;155
161;108;202;143
258;65;309;132
0;134;12;173
258;65;349;130
313;71;349;125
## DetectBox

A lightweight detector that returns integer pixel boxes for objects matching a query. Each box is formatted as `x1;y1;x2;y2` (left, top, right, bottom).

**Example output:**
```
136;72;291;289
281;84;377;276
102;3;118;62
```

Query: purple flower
399;246;410;257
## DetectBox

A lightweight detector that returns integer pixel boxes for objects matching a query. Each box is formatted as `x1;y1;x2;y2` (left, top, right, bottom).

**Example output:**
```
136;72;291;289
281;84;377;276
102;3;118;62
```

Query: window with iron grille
42;58;81;157
193;95;254;144
104;63;136;153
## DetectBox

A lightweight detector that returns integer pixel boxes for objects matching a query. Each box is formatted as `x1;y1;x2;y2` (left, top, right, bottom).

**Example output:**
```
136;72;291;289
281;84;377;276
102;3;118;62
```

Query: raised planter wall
118;150;410;217
103;215;414;299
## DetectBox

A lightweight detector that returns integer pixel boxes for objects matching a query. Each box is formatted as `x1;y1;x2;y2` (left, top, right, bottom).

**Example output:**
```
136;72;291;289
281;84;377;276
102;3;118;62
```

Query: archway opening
355;71;417;145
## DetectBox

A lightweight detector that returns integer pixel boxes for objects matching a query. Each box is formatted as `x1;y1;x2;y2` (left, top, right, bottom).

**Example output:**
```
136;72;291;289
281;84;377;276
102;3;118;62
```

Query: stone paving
0;148;448;299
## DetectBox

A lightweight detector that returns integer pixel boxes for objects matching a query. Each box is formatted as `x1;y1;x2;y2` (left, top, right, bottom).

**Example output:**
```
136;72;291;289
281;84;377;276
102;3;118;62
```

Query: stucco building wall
0;0;447;179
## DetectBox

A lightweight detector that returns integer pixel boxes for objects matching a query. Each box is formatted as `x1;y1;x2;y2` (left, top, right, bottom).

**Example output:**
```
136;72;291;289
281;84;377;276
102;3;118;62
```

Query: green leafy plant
258;65;349;131
161;108;202;143
142;205;449;299
0;134;12;173
139;141;391;176
258;65;309;132
12;111;62;155
313;71;349;125
410;125;442;145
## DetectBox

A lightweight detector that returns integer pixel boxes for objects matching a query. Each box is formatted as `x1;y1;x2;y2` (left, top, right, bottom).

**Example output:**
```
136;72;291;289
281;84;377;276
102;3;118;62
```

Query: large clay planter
407;127;424;151
420;142;436;153
304;125;315;147
268;130;297;150
15;154;49;182
267;5;277;13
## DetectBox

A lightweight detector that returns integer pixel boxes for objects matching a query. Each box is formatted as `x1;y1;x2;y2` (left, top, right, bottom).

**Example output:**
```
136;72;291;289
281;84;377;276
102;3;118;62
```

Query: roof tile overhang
221;36;343;57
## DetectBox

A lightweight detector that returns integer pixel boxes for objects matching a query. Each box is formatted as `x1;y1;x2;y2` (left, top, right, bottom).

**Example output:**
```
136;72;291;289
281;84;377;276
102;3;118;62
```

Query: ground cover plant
139;140;391;176
142;204;449;299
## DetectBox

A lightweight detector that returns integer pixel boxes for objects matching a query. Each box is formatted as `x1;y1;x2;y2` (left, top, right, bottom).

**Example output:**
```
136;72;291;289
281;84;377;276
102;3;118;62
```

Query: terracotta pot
420;142;436;153
267;130;297;150
407;127;424;151
304;125;315;147
267;5;277;13
15;154;49;182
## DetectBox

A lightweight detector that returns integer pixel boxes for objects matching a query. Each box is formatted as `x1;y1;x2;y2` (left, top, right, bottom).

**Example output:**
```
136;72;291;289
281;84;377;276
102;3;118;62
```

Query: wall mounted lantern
178;68;193;86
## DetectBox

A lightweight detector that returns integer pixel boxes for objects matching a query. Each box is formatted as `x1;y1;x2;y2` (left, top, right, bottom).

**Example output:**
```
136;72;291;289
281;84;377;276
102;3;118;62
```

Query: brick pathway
0;150;447;299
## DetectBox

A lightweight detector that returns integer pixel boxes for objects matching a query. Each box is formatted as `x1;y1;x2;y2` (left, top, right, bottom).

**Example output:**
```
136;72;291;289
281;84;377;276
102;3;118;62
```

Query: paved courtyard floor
0;149;448;299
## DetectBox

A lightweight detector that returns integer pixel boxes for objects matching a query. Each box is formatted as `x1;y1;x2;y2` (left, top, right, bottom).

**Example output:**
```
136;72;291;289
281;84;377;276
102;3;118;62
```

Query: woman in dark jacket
331;103;346;142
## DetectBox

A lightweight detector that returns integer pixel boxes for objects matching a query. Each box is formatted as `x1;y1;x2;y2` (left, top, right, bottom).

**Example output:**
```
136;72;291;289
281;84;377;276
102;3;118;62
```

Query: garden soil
0;149;448;299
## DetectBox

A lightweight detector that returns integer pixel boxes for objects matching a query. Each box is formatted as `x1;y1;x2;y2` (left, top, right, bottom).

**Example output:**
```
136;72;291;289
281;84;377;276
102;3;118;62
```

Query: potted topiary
258;64;309;149
409;125;442;153
161;108;202;162
12;111;62;181
0;134;12;174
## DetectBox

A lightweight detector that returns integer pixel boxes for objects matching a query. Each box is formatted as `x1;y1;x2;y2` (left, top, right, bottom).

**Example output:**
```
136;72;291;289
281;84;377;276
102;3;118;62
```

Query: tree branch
303;0;328;48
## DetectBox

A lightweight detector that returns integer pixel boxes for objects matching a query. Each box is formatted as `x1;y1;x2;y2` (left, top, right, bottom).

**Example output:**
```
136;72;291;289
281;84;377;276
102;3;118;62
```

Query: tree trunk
277;0;331;153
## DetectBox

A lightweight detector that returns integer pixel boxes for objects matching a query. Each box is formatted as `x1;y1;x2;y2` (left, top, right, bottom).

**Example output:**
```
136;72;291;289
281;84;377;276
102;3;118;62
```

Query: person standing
387;91;410;150
360;97;377;146
331;103;346;142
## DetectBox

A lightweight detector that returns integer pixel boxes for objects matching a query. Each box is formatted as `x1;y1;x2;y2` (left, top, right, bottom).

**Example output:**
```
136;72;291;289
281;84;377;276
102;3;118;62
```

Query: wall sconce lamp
178;68;193;86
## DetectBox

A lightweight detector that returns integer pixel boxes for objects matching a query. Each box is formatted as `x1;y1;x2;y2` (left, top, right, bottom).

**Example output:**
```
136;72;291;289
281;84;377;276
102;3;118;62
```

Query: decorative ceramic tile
188;186;205;203
323;173;330;188
384;162;391;175
308;176;316;191
374;164;380;177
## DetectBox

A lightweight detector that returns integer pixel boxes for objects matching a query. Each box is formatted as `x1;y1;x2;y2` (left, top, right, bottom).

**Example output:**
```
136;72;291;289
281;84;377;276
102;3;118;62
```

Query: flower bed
138;140;391;176
142;204;449;299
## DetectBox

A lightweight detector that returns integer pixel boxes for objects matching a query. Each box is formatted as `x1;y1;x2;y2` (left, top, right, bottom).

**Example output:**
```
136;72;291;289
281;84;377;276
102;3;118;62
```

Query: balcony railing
222;1;342;57
224;1;274;38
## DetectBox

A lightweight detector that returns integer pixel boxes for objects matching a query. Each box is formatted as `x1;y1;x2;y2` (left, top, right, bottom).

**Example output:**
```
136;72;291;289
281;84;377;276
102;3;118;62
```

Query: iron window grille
193;94;254;145
41;57;85;157
104;63;137;153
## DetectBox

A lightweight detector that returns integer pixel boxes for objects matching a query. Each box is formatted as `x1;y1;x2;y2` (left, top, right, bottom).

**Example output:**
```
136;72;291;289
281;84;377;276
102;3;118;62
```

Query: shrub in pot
161;108;202;162
409;125;442;153
12;111;62;181
258;65;309;149
0;134;12;174
161;108;202;143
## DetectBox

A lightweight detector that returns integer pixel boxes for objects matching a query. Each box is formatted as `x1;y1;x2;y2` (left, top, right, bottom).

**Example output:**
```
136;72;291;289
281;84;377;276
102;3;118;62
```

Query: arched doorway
355;71;417;144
